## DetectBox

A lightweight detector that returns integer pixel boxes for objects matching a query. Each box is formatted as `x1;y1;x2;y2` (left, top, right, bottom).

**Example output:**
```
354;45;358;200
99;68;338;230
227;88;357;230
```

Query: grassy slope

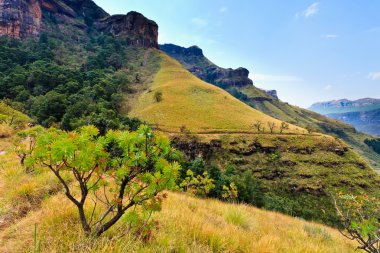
129;53;304;133
0;102;31;125
160;45;380;170
238;85;380;170
0;136;356;253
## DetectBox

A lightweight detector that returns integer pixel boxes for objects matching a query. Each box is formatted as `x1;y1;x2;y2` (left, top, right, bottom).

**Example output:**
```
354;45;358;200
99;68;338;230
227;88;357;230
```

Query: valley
0;0;379;252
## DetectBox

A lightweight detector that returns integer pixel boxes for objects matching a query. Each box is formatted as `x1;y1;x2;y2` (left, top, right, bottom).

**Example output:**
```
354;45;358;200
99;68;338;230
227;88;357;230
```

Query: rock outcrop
260;89;278;99
0;0;42;38
160;44;254;88
95;11;159;49
0;0;159;49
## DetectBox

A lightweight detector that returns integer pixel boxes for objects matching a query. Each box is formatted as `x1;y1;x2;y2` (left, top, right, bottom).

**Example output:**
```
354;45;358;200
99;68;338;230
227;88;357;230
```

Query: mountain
0;0;158;47
310;98;380;115
129;52;303;133
0;1;380;251
160;43;278;99
328;108;380;136
160;43;380;169
310;98;380;136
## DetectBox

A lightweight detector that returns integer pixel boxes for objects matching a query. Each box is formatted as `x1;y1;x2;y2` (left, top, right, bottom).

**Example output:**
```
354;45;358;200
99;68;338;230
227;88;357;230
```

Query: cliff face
0;0;159;49
161;44;254;88
95;11;159;49
0;0;42;38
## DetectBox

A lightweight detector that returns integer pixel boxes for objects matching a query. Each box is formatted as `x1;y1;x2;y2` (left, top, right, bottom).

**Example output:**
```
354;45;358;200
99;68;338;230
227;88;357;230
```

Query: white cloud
368;72;380;80
296;2;319;18
191;17;208;27
321;34;339;39
324;85;333;90
219;6;228;13
252;74;303;82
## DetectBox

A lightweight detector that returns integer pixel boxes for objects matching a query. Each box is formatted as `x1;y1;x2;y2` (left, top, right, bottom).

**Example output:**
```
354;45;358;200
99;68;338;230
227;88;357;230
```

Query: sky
93;0;380;108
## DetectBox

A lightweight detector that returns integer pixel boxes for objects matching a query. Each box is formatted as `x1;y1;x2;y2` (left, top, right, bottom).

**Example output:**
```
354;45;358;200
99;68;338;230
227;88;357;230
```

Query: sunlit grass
130;53;305;134
0;190;357;253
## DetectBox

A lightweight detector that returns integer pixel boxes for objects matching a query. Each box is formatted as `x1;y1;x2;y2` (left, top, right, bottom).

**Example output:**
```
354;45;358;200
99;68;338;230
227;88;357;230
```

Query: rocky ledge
95;11;159;49
0;0;159;49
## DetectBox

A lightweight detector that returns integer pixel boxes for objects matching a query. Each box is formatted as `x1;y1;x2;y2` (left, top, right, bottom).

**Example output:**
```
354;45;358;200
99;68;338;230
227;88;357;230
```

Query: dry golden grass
129;53;304;134
0;190;356;253
0;136;357;253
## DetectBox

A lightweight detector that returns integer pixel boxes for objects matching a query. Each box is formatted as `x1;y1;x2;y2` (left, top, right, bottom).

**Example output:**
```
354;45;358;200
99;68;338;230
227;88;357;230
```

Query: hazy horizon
94;0;380;108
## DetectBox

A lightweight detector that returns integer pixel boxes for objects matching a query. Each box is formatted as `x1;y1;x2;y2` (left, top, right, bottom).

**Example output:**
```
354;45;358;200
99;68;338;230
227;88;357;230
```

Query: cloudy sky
94;0;380;108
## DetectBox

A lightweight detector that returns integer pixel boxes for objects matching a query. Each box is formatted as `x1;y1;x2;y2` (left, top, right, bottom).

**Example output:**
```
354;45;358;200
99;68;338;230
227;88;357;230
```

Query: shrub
0;123;13;138
224;208;251;230
154;91;163;102
23;125;181;237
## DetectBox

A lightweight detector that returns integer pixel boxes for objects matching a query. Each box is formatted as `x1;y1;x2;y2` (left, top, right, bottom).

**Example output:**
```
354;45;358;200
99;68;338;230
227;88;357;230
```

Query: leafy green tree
180;170;215;197
14;126;45;171
23;125;181;237
222;182;239;202
334;193;380;253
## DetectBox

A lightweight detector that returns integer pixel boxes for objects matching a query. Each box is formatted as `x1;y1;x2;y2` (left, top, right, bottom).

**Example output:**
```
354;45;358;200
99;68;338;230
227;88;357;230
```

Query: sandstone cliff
161;44;254;88
95;11;159;49
0;0;158;49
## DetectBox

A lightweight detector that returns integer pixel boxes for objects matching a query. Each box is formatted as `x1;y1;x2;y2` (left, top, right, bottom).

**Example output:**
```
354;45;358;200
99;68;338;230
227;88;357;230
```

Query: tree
222;182;239;203
180;170;215;197
154;91;163;103
14;126;44;172
23;125;181;237
267;122;276;134
279;122;290;134
334;193;380;253
252;120;263;133
306;124;314;134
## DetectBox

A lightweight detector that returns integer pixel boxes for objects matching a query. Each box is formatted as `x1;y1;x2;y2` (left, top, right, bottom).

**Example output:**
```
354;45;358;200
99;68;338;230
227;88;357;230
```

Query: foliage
280;122;290;133
180;170;215;197
14;126;45;171
21;125;181;237
0;36;158;133
364;138;380;155
179;158;264;207
153;91;163;102
221;182;238;202
334;193;380;252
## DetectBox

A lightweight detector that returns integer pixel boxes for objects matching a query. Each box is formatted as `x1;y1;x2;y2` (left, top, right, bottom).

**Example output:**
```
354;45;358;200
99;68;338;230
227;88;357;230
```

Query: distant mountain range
310;98;380;136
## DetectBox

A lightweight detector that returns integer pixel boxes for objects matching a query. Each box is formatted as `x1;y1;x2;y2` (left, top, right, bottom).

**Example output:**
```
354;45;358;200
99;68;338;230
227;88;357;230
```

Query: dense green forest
0;35;155;133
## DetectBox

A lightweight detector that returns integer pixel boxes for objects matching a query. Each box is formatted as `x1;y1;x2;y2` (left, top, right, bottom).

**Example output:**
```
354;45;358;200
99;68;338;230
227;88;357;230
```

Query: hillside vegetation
130;53;304;134
0;134;356;252
161;44;380;170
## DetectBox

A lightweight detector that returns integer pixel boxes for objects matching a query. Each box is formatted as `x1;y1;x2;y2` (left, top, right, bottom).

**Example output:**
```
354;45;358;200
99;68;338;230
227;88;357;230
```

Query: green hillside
125;52;380;226
160;44;380;170
129;53;304;134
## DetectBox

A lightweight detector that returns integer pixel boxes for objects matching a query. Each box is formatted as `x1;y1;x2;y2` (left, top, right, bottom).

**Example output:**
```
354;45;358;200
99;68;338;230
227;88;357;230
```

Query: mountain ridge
0;0;158;48
310;97;380;115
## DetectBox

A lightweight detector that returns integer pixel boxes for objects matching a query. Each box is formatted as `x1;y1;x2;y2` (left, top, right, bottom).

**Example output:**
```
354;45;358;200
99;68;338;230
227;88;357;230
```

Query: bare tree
268;122;276;134
253;120;263;133
279;122;289;134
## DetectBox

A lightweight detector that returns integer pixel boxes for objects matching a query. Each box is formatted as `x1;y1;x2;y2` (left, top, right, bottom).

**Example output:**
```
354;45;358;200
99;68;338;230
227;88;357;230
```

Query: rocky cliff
95;11;158;49
0;0;42;38
160;44;255;88
0;0;158;48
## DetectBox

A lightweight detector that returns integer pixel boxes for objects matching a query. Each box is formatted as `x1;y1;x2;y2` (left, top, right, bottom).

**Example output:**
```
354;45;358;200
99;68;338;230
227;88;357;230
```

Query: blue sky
93;0;380;108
